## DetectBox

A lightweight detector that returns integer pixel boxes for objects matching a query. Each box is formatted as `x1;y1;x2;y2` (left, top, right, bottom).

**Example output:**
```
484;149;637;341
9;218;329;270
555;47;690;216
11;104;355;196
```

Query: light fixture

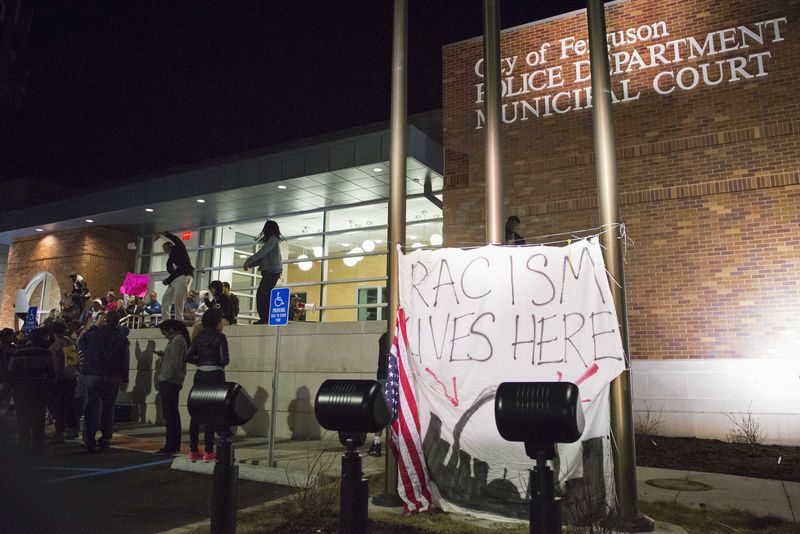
372;167;383;173
297;254;313;271
278;185;287;190
374;240;383;244
340;242;351;247
238;254;248;259
85;219;94;223
35;228;44;232
411;242;424;249
343;247;364;267
313;247;323;258
145;208;154;213
362;239;375;252
430;233;443;246
408;235;418;239
196;199;206;203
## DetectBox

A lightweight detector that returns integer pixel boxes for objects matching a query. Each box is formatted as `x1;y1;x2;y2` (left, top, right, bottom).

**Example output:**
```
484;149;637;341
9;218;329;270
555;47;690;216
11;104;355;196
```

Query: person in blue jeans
78;310;130;452
243;220;283;324
185;308;229;462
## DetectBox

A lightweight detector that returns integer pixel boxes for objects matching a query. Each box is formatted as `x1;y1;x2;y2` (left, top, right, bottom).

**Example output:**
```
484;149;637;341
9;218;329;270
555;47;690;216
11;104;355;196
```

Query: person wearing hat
80;298;104;328
69;272;89;298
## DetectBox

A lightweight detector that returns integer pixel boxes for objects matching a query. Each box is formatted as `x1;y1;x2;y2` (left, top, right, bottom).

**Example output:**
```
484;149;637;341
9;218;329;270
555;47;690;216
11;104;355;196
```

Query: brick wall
0;227;137;327
442;0;800;360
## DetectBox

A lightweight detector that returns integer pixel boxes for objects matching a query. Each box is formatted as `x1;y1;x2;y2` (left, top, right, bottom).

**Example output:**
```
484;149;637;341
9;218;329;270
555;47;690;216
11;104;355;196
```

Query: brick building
442;0;799;441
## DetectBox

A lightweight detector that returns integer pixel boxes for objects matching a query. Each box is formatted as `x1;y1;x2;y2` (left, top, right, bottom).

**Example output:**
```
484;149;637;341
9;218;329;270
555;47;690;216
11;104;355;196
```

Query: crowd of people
0;219;290;459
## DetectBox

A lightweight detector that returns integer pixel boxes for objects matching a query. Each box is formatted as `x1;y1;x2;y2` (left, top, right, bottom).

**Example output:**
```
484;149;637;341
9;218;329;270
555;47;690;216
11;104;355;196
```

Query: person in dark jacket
155;231;195;321
222;282;239;324
8;328;55;454
505;215;526;245
243;220;283;324
185;308;229;462
205;280;234;325
155;319;189;455
78;310;130;452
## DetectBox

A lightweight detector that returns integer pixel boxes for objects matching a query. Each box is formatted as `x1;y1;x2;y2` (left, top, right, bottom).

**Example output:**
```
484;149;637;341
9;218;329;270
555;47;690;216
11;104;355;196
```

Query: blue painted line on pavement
33;465;114;472
45;458;175;483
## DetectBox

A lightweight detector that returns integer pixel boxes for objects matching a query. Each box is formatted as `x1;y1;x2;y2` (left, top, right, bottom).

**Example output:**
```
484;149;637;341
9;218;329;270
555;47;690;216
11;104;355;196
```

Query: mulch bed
636;435;800;482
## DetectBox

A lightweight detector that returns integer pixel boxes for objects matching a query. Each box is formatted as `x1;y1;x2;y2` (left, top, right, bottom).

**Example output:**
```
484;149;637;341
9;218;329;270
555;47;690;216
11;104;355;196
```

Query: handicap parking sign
268;288;290;326
24;306;38;335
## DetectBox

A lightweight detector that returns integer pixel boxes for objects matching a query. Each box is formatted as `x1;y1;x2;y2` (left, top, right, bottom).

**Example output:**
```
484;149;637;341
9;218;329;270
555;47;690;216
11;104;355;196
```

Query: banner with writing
398;239;626;519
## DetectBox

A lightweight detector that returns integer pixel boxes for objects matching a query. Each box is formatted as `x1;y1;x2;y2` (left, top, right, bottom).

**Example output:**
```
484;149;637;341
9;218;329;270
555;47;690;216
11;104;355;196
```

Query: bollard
211;432;238;534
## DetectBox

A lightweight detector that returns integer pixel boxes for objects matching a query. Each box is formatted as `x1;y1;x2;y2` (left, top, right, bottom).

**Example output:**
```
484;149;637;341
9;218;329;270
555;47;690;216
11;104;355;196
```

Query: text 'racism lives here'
406;247;624;368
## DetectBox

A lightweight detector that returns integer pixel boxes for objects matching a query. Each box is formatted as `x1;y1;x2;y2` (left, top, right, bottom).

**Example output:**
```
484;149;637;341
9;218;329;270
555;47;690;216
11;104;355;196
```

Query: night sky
1;1;586;190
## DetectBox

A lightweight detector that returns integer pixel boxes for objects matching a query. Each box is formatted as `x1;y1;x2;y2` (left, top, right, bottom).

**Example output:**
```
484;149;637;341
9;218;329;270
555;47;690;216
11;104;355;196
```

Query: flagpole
586;0;653;530
373;0;406;508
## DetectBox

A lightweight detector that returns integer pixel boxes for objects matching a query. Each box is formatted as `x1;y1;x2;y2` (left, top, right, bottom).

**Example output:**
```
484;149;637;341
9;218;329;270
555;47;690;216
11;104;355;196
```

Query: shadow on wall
131;339;154;423
287;386;320;441
152;356;164;426
240;386;269;436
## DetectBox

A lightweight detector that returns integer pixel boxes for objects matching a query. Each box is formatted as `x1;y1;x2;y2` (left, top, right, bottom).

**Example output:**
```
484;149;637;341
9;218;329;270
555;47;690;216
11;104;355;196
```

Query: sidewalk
110;422;799;522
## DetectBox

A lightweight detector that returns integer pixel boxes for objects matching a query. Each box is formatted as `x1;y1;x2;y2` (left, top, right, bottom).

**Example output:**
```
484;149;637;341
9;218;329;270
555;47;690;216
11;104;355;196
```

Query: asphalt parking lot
0;414;293;533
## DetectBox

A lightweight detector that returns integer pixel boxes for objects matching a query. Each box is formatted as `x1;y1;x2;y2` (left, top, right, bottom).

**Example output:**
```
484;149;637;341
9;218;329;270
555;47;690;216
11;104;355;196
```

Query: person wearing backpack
49;321;80;443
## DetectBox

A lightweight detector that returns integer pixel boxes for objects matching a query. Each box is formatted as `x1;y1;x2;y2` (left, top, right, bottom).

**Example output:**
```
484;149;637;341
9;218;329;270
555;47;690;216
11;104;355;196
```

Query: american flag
386;307;432;512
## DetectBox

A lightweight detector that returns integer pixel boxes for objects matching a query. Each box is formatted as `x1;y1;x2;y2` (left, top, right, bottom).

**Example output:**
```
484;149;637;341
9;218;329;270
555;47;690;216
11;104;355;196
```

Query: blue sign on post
24;306;38;335
268;287;290;326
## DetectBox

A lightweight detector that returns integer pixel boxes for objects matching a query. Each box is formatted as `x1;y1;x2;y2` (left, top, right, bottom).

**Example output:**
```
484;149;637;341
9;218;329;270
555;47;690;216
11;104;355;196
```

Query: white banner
398;239;626;519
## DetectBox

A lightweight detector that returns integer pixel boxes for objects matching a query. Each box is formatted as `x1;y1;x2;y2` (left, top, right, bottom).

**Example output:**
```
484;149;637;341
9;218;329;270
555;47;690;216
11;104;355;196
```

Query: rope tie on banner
399;223;632;254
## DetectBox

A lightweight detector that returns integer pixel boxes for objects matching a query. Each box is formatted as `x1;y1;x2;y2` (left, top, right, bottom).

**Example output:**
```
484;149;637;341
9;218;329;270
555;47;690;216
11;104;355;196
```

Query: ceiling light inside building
430;233;443;246
362;239;375;252
297;254;313;271
313;247;323;258
343;247;364;267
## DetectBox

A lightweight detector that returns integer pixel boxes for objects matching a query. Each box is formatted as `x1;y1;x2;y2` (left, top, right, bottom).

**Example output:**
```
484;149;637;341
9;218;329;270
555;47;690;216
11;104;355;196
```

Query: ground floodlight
314;379;390;434
188;382;257;427
495;382;585;534
495;382;585;446
314;379;390;534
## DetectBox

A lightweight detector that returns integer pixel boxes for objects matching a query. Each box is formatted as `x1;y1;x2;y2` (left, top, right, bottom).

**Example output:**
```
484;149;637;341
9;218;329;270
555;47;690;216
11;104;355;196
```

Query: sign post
24;306;38;335
267;287;290;468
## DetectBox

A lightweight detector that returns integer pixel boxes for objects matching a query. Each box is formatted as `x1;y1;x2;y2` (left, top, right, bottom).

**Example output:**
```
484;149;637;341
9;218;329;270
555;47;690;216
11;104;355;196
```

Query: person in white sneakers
155;232;195;321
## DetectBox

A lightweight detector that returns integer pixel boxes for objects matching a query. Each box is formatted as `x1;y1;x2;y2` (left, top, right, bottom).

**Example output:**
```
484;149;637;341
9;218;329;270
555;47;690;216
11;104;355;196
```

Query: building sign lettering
473;17;788;128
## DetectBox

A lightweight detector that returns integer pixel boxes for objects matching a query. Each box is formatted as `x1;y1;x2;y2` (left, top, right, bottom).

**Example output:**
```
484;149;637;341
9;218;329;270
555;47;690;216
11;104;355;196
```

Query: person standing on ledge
155;231;195;321
505;215;526;245
243;220;283;325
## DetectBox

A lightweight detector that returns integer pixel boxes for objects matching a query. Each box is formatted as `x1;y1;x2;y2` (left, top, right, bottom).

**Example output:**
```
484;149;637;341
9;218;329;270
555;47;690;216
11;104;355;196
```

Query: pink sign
119;272;149;298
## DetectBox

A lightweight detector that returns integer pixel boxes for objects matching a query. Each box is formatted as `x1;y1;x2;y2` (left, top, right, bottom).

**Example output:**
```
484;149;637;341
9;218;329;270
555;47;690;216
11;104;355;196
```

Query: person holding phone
154;319;189;455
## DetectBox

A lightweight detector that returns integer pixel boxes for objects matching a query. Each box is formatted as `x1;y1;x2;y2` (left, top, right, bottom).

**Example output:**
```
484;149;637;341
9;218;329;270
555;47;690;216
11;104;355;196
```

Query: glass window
357;286;388;321
407;196;442;222
326;203;387;232
406;220;444;249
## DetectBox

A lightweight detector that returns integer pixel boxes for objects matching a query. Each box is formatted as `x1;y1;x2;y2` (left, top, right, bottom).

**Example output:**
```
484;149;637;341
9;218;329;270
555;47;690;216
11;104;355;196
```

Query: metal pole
585;0;652;531
374;0;407;507
482;0;505;244
267;326;282;468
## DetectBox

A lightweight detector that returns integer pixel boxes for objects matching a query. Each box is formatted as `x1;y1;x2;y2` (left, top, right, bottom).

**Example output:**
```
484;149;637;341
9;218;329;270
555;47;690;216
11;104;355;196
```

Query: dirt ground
636;435;800;482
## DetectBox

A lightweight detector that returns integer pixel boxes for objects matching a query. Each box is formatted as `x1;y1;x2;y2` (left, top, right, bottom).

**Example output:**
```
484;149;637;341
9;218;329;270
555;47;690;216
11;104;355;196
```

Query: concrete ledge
171;456;316;488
